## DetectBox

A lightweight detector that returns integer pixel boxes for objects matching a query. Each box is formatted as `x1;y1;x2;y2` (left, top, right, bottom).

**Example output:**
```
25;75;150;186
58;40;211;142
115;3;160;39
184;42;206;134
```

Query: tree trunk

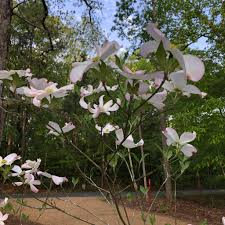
20;108;27;157
160;111;173;202
0;0;12;146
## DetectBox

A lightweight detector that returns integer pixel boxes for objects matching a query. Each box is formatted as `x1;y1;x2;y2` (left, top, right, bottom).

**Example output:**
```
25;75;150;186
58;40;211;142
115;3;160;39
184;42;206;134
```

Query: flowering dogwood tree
0;22;209;225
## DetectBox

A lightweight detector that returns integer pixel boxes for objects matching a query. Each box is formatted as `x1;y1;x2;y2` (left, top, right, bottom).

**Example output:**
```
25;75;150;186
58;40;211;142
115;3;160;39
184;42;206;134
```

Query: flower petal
62;122;75;133
79;97;88;109
52;175;68;185
47;121;61;134
4;153;21;165
163;127;179;146
138;82;149;95
148;90;167;110
1;213;8;221
169;71;187;90
115;128;124;143
30;184;39;193
98;40;120;59
123;138;144;149
140;40;159;57
183;55;205;82
70;61;94;83
181;144;197;157
11;165;22;175
222;217;225;225
180;132;196;145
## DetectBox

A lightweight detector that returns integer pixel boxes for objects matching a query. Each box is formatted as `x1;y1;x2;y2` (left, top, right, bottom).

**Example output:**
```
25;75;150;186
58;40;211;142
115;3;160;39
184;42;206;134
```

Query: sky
61;0;207;50
59;0;131;49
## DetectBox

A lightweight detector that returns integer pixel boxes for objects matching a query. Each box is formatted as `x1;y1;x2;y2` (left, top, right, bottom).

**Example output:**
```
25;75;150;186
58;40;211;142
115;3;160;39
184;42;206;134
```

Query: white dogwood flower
0;211;8;225
70;40;120;83
140;90;167;110
21;159;41;174
126;82;167;110
162;127;197;157
141;22;205;82
95;123;118;136
80;95;121;118
163;71;206;97
80;85;95;97
37;171;68;186
0;153;21;167
115;129;144;149
14;173;41;193
95;82;118;93
0;68;32;82
16;78;74;107
80;82;118;97
46;121;75;136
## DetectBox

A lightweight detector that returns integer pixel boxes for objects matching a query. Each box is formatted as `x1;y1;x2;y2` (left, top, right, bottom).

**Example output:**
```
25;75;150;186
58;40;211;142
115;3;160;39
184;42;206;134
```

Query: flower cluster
0;155;69;193
0;153;68;224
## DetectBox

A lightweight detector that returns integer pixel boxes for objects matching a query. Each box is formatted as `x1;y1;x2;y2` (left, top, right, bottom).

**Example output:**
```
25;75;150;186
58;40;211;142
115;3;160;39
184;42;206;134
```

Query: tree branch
12;0;29;10
40;0;54;51
82;0;94;23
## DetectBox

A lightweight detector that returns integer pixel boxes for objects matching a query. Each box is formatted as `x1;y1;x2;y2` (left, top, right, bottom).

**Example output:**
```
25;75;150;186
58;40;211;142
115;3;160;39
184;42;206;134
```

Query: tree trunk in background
160;111;173;202
20;108;27;157
0;0;12;146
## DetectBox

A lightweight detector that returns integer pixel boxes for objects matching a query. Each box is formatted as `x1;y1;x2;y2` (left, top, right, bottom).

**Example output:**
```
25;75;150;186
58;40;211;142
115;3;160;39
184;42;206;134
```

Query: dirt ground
11;196;188;225
123;195;225;225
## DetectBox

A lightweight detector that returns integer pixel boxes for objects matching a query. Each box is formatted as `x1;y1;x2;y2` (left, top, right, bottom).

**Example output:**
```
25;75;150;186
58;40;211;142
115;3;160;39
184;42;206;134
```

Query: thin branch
82;0;94;24
12;0;30;10
12;0;54;53
13;12;44;30
40;0;54;51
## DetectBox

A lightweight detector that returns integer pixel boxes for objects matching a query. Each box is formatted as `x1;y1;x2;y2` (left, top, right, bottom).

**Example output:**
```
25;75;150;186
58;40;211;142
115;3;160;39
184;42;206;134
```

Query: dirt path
12;196;188;225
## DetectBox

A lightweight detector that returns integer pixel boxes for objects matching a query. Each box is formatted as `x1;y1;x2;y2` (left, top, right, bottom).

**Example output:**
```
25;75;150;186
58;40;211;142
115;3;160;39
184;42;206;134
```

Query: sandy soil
11;196;188;225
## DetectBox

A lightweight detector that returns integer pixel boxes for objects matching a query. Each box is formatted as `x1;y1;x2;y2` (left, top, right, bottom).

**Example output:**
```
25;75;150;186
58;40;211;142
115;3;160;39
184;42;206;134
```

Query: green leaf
147;214;156;225
126;192;134;202
156;41;167;70
107;153;119;169
180;160;190;174
11;73;26;87
199;219;208;225
72;177;79;188
115;55;123;69
20;213;29;222
168;57;179;73
163;149;173;160
140;185;149;195
3;202;13;213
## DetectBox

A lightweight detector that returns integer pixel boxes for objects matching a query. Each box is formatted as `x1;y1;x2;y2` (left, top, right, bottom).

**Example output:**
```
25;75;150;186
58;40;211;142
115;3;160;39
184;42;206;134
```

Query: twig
12;0;30;10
